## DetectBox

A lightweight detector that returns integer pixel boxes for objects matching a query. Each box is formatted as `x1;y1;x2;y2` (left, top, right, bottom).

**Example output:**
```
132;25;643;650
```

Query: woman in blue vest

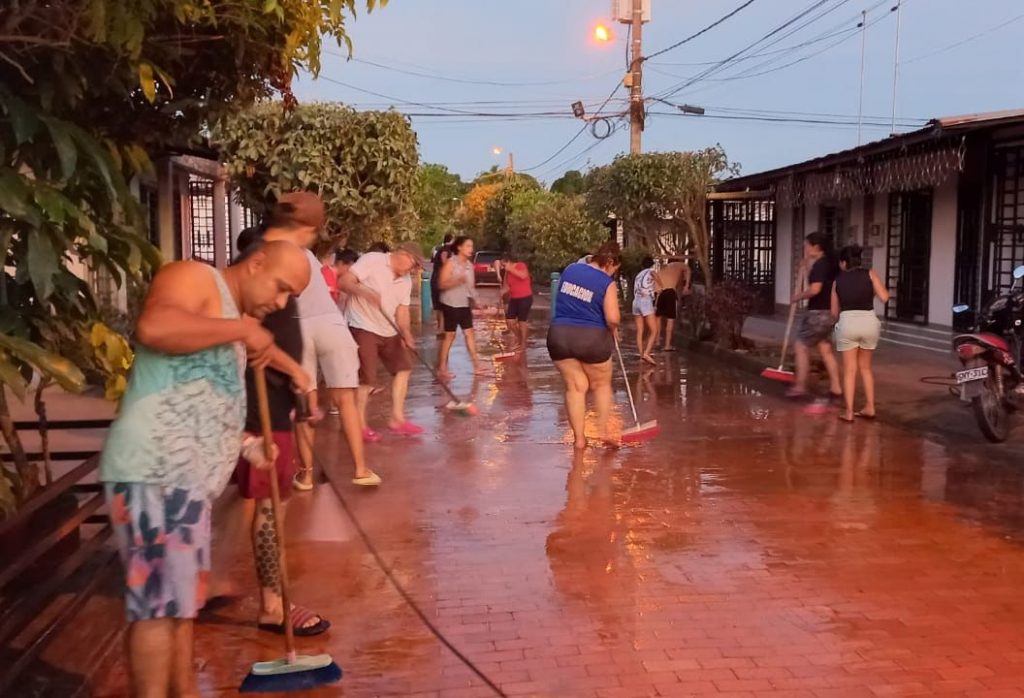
547;241;622;449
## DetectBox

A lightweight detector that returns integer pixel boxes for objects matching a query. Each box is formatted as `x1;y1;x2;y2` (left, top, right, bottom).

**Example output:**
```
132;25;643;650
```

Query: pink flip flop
362;427;382;443
389;421;425;436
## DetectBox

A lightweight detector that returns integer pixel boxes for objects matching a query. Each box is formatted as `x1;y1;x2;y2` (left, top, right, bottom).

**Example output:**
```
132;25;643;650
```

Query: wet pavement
93;298;1024;697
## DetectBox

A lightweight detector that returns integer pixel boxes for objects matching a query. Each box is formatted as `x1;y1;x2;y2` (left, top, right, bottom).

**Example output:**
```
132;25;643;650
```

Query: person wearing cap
339;242;426;439
261;192;381;488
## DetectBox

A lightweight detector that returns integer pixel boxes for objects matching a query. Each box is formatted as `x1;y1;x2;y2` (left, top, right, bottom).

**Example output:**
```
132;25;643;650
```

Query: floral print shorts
105;483;211;622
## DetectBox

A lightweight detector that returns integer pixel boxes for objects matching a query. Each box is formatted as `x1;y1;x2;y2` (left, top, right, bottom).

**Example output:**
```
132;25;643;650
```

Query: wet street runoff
96;298;1024;698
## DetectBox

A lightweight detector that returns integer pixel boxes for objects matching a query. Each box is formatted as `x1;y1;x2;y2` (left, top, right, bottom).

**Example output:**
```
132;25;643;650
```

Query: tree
585;148;739;288
413;164;466;250
550;170;585;196
0;0;384;518
505;190;606;279
456;182;503;238
480;177;542;251
216;102;420;250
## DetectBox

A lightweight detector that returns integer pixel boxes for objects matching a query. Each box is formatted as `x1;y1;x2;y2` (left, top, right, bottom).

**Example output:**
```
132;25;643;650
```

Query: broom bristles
240;661;342;693
761;367;795;383
621;420;660;443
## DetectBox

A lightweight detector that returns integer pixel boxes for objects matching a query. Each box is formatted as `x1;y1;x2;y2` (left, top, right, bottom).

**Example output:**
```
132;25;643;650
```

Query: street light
593;23;612;42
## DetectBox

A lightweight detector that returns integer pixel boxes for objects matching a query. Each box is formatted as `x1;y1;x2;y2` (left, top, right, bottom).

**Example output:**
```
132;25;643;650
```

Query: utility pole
507;152;514;176
857;9;867;145
629;0;644;154
890;0;903;134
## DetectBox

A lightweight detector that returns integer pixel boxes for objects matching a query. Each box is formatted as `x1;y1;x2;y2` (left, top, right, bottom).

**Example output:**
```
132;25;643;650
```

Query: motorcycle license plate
956;366;989;384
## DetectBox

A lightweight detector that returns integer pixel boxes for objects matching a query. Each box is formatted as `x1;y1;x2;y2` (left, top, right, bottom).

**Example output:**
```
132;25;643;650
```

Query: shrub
705;280;758;349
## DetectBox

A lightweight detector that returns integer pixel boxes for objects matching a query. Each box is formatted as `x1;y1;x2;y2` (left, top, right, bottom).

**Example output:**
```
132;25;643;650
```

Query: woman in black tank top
831;245;891;422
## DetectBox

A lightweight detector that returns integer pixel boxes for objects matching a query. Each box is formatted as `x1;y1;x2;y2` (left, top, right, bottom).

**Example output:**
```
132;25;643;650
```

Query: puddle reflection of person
830;424;880;527
546;450;633;627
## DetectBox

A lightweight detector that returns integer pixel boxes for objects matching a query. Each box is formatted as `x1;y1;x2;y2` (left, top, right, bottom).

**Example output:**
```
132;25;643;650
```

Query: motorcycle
952;264;1024;442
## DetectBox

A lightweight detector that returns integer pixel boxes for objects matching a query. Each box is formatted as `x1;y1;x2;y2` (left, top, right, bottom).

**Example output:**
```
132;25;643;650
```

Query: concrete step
880;322;952;354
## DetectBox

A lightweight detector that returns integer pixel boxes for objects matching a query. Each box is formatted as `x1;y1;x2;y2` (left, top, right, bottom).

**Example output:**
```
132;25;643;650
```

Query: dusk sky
294;0;1024;184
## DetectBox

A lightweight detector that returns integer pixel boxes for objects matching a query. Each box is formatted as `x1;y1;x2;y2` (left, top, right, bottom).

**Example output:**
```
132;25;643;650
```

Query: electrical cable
652;0;845;100
326;51;622;87
901;11;1024;64
644;0;759;62
295;426;508;698
648;110;924;128
520;81;626;172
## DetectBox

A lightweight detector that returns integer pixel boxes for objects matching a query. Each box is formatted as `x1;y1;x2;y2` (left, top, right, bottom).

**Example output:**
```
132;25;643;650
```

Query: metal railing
0;418;114;696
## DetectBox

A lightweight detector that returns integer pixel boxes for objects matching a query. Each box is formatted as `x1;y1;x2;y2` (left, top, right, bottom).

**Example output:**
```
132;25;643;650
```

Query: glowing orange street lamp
593;23;612;43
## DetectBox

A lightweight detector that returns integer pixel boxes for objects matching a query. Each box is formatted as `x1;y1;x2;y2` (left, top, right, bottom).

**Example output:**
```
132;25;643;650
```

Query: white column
212;178;228;268
156;158;176;262
228;193;243;259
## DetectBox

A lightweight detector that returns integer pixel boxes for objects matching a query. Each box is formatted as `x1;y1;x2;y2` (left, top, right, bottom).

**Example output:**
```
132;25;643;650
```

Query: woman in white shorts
831;245;890;422
632;256;659;365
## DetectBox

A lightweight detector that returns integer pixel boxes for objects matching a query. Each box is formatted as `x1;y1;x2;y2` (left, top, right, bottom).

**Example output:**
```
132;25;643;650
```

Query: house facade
710;109;1024;345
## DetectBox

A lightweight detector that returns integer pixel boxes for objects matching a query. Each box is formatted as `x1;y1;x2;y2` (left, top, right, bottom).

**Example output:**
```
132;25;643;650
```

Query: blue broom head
240;662;342;693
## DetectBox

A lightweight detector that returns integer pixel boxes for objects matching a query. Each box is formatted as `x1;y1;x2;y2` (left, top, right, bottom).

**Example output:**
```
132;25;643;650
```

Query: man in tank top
100;239;311;698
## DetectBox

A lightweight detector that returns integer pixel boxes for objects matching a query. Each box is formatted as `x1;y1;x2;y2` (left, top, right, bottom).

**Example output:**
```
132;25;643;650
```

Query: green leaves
43;118;78;181
27;232;59;301
215;102;419;249
0;333;86;395
138;62;157;103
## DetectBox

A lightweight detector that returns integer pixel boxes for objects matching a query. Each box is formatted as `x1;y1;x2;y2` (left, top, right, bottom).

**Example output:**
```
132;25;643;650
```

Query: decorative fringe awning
775;138;966;208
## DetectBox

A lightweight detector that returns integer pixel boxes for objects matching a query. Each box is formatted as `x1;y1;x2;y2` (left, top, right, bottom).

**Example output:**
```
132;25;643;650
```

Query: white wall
775;205;793;308
928;176;958;328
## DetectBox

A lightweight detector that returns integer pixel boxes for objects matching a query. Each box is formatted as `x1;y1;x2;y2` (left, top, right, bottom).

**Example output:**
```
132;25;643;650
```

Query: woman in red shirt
499;253;533;352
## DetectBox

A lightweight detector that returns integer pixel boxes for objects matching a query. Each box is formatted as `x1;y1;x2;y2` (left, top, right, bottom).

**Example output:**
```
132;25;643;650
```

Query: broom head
444;400;478;416
760;366;795;383
240;654;342;693
621;420;660;443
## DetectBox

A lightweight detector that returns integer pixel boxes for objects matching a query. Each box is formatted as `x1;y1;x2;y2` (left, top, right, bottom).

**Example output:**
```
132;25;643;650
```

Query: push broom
240;368;342;693
614;337;660;443
760;301;798;383
383;315;478;416
491;264;517;364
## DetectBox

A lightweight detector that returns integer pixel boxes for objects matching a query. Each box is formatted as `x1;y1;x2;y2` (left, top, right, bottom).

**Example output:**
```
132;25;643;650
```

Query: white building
710;109;1024;349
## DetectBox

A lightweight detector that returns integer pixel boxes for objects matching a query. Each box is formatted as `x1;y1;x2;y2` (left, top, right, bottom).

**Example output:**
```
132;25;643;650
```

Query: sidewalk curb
681;337;1020;450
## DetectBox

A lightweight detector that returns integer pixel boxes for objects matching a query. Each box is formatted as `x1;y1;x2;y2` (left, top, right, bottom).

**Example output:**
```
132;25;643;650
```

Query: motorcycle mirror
1014;265;1024;280
952;304;970;313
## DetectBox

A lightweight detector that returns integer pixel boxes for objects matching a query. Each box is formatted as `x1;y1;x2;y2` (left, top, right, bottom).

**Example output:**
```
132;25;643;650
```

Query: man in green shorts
101;240;310;698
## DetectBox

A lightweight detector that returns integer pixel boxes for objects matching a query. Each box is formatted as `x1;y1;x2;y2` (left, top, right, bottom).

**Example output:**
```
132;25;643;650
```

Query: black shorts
441;304;473;332
506;296;533;322
546;324;613;364
430;284;441;308
655;289;678;319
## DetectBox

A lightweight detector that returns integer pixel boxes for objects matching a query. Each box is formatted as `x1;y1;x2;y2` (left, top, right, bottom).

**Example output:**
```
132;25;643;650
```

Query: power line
520;81;626;172
653;0;847;100
644;0;760;62
325;51;622;87
648;110;925;130
901;11;1024;64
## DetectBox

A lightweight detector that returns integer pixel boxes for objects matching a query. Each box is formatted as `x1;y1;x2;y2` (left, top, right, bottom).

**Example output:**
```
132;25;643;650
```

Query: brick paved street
94;307;1024;697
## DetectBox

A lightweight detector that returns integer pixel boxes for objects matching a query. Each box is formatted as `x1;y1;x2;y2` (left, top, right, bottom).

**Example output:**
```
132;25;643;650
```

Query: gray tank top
439;257;475;308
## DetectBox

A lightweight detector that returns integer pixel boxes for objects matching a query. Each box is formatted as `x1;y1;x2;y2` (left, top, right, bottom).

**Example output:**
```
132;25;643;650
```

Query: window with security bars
988;145;1024;298
709;199;776;313
188;175;215;265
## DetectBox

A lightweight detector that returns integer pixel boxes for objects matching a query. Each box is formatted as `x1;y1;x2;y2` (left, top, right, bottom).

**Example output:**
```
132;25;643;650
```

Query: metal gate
986;144;1024;298
188;176;215;265
709;198;776;313
886;190;932;323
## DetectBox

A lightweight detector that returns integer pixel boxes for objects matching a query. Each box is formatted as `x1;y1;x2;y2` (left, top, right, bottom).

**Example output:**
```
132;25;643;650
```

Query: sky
293;0;1024;185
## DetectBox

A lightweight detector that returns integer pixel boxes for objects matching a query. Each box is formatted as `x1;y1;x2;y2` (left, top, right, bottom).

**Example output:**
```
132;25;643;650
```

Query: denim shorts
632;295;655;317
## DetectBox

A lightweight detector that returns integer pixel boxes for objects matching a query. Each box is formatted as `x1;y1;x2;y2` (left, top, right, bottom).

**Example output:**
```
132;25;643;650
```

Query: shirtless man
655;259;692;352
100;240;310;698
260;192;380;487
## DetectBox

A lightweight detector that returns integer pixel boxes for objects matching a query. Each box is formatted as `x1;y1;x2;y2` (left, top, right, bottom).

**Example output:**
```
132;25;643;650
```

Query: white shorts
835;310;881;352
299;316;359;390
632;296;655;317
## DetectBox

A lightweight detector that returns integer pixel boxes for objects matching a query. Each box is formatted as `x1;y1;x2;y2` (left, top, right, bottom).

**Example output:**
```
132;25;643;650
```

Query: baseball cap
274;192;326;229
394;241;427;267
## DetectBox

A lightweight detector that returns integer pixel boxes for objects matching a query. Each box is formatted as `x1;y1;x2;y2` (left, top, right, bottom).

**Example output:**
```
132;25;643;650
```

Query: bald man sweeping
100;240;310;698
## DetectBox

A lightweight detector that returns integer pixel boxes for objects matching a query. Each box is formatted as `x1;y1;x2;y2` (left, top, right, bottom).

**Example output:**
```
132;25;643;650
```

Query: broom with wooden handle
240;368;342;693
761;301;798;383
614;336;660;443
